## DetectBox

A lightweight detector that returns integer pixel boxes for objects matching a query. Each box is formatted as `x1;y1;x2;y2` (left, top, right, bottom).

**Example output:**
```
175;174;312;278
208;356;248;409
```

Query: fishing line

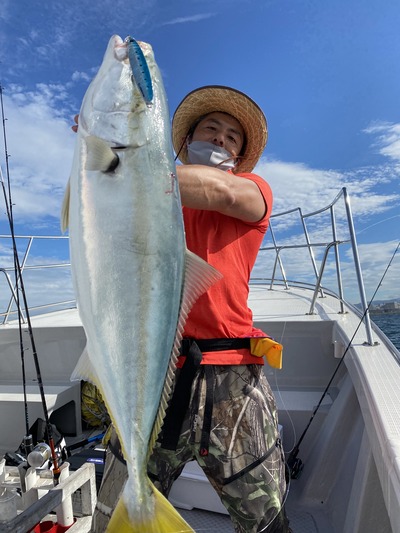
287;240;400;478
0;84;61;481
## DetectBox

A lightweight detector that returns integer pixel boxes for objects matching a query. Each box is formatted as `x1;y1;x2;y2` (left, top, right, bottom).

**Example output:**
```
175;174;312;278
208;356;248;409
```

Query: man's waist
180;337;250;355
178;338;262;367
178;336;283;369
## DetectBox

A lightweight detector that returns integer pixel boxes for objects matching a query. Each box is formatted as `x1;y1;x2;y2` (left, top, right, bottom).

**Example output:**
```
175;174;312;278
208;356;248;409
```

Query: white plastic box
169;461;229;515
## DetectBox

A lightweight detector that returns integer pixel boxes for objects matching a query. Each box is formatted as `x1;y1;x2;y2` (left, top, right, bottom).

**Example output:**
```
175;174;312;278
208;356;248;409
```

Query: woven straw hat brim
172;85;267;174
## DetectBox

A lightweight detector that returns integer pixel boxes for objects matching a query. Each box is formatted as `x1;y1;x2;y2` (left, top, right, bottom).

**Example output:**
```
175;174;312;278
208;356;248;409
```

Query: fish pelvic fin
148;249;222;454
61;178;70;232
106;483;194;533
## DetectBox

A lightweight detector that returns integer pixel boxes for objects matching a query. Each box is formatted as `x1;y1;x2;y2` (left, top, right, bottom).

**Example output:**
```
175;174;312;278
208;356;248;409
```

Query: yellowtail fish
61;35;221;532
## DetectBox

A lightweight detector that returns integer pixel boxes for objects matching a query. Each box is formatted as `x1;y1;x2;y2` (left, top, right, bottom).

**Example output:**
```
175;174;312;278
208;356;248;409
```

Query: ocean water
371;314;400;350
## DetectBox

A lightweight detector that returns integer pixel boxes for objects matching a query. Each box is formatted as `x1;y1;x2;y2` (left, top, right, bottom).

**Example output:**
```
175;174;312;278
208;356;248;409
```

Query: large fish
61;35;221;532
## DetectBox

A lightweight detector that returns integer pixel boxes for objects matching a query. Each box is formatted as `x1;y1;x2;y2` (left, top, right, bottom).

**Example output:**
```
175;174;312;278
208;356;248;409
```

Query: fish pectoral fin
85;135;120;172
106;483;194;533
61;178;71;232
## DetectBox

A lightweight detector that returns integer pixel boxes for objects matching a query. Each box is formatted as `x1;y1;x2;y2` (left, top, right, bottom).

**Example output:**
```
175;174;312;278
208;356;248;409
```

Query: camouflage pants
92;364;289;533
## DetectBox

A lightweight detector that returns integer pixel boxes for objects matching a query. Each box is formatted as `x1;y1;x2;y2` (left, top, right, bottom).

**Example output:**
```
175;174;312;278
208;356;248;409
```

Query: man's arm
176;165;267;223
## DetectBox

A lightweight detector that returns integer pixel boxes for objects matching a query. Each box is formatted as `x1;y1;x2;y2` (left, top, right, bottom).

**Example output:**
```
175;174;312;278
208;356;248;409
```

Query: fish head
78;35;159;149
63;33;178;230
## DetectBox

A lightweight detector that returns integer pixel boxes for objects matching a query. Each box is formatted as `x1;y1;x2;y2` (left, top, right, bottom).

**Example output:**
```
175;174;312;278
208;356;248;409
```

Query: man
92;86;290;532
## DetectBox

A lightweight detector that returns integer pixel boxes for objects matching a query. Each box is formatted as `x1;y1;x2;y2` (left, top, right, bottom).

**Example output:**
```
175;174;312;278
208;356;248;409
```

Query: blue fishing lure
126;36;153;105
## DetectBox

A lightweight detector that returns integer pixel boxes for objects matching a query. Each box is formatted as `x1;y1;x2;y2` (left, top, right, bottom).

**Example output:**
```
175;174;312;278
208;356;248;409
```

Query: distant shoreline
370;310;400;316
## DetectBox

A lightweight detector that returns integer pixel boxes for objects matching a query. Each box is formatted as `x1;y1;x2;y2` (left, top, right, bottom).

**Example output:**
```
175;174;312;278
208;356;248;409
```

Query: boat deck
1;286;400;532
180;493;323;532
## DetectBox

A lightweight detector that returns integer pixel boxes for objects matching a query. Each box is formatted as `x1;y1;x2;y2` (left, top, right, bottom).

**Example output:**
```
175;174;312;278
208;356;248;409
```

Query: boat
0;187;399;532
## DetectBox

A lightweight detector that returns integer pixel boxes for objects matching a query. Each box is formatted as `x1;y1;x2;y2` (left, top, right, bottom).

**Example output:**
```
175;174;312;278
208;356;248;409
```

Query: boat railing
0;234;74;325
253;187;375;345
0;189;375;344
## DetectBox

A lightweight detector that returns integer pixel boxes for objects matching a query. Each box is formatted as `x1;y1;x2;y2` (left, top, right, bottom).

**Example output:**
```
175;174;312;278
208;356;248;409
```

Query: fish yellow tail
106;483;194;533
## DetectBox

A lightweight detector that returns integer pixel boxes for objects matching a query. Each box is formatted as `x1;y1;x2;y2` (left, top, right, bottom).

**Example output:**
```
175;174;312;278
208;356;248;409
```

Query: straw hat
172;85;267;174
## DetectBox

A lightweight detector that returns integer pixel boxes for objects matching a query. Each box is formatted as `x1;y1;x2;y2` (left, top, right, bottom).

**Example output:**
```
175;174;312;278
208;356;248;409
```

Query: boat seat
274;389;333;412
273;389;333;462
0;381;82;455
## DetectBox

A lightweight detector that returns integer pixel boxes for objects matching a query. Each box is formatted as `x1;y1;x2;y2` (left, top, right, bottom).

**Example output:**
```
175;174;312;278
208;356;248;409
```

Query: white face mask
186;141;237;171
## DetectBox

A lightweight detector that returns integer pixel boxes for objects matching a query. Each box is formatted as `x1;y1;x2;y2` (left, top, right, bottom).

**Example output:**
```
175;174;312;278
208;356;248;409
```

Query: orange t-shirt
180;172;273;366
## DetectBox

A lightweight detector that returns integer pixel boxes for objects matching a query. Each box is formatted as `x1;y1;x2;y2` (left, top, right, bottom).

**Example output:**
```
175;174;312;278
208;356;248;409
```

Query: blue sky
0;0;399;307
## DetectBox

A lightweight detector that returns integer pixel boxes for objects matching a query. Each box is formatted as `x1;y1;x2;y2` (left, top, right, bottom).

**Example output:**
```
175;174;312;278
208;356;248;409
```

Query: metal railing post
330;204;345;314
268;224;289;289
343;188;374;345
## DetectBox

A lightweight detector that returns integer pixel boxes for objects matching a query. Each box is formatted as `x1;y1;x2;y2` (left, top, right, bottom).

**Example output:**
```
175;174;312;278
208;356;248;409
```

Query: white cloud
0;76;398;306
1;1;159;75
252;156;400;302
1;85;75;222
255;157;400;222
354;240;400;301
364;121;400;161
255;159;343;215
253;231;400;304
71;71;92;83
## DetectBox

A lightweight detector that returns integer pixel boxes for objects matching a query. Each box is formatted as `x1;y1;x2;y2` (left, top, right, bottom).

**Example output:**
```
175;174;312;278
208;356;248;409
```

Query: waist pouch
250;337;283;369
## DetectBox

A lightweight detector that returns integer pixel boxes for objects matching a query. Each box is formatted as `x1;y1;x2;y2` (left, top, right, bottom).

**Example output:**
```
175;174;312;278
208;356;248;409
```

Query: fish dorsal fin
60;178;71;232
148;249;222;454
85;135;119;172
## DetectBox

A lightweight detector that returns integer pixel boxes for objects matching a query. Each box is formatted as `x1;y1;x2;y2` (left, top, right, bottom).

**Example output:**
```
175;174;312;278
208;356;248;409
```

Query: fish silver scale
65;35;192;523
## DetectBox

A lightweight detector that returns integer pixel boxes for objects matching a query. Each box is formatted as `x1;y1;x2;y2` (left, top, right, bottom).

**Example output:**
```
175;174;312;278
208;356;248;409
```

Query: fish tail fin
106;483;194;533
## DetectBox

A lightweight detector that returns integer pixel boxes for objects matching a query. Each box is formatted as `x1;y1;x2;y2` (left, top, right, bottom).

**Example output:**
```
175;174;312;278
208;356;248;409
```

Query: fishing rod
287;240;400;479
0;84;61;482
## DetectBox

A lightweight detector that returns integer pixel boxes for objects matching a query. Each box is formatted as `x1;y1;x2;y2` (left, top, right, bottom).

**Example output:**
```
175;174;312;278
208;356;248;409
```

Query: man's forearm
176;165;266;222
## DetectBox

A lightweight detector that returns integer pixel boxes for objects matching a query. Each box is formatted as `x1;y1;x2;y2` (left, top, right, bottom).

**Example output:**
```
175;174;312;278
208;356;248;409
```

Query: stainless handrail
0;235;73;324
0;189;375;345
0;268;26;323
255;187;375;345
4;236;33;321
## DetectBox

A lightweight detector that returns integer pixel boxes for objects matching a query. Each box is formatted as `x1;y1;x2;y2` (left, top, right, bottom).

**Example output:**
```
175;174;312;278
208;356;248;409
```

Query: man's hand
72;114;79;133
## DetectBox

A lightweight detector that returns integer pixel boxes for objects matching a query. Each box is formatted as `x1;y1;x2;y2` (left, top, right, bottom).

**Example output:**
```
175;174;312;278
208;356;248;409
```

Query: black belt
180;337;250;354
159;338;251;452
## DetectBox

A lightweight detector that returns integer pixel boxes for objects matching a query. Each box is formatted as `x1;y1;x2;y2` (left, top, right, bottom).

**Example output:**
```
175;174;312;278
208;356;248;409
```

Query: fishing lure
126;36;153;105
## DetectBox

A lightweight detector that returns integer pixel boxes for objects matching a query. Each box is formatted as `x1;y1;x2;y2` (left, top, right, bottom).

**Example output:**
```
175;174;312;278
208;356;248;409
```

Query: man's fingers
72;114;79;133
